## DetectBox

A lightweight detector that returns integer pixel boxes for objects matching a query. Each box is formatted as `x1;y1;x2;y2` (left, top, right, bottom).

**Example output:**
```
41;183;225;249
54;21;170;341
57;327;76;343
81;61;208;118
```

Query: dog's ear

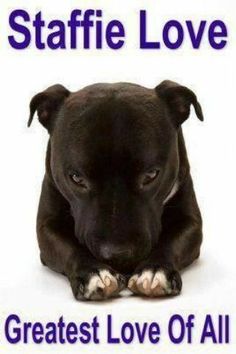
28;84;70;131
155;80;204;127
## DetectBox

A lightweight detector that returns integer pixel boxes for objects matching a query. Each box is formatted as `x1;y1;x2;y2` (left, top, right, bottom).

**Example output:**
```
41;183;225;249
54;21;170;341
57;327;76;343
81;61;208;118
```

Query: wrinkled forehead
54;86;175;174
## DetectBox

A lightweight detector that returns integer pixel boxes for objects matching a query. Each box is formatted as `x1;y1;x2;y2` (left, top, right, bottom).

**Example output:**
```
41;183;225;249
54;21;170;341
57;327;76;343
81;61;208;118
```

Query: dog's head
29;81;203;273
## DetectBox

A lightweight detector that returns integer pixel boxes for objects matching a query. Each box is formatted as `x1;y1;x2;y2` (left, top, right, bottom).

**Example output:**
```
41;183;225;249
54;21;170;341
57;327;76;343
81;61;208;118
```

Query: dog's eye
70;173;88;190
140;169;159;189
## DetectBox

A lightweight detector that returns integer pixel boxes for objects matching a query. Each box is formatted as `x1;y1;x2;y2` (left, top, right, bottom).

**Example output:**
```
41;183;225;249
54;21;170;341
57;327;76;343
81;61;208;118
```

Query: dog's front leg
128;175;202;297
128;248;183;297
37;176;125;301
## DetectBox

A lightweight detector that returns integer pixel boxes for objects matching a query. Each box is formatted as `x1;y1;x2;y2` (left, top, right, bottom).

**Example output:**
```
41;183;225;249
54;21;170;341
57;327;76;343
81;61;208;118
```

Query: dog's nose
99;244;134;262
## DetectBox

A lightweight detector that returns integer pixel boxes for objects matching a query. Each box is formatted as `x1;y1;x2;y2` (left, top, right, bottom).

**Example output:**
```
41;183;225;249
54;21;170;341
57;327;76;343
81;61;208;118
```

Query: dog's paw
128;267;182;297
70;268;126;301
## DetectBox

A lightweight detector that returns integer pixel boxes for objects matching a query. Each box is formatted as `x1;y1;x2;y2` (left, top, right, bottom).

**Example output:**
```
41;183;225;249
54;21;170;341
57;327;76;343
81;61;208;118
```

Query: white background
0;0;236;353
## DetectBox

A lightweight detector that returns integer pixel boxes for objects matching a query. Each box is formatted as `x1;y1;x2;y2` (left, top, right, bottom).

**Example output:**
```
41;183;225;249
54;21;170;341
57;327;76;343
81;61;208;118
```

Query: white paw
75;269;125;301
128;268;182;297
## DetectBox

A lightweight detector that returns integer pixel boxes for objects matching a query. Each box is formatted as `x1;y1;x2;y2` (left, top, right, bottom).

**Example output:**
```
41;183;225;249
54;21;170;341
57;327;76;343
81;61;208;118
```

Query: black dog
28;81;203;300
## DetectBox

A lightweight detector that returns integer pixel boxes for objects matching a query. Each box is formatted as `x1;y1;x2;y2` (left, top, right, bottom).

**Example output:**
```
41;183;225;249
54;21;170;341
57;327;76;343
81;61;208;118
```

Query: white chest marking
163;180;179;205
